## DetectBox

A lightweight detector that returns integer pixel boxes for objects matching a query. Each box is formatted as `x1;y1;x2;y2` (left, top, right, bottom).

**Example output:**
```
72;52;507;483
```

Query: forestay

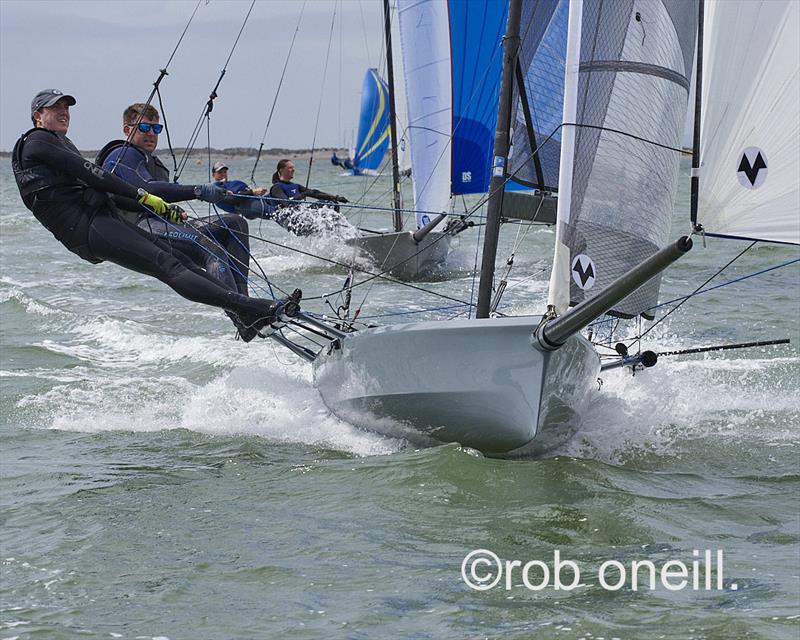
695;0;800;246
548;0;697;318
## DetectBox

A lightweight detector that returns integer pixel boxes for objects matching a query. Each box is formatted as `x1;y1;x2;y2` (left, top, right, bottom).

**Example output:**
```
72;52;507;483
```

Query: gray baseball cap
31;89;76;114
212;161;229;173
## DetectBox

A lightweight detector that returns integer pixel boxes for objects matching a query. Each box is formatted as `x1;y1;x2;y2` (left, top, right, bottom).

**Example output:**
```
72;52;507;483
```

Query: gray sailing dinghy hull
313;316;598;456
348;231;452;280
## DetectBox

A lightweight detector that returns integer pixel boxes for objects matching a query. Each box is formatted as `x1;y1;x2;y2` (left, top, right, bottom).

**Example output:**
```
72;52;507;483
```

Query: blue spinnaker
353;68;391;174
449;0;508;195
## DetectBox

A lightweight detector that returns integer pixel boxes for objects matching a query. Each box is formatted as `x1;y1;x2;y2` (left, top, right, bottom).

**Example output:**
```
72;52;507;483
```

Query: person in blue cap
12;90;300;342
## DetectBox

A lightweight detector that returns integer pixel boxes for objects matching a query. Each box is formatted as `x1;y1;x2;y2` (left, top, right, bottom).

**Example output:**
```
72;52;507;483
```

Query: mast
690;0;704;227
476;0;523;319
383;0;403;232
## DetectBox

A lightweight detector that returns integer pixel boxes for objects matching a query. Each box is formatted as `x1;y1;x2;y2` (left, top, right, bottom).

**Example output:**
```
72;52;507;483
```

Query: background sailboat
350;0;511;280
332;68;392;176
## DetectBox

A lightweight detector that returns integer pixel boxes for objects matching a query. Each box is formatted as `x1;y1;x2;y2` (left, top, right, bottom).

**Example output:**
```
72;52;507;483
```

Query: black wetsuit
99;140;251;296
11;127;277;324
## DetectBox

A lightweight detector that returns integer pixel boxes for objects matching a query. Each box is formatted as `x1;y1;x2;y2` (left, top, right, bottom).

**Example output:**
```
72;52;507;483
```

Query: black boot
226;289;302;342
226;310;258;343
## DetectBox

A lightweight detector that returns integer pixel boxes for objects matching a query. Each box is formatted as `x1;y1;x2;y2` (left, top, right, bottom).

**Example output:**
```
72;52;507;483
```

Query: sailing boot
226;289;302;342
226;310;258;343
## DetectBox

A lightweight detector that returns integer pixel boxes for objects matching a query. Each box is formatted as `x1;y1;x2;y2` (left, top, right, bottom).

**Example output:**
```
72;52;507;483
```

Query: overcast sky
0;0;388;152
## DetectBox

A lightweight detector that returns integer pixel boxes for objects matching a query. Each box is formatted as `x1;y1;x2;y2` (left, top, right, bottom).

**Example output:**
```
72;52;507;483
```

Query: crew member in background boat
241;158;350;236
12;90;300;342
210;161;276;220
97;104;261;331
330;151;353;171
270;159;349;208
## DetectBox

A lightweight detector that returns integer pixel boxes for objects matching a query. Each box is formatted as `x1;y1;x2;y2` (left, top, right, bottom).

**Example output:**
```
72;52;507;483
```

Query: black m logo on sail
737;147;768;189
571;254;596;290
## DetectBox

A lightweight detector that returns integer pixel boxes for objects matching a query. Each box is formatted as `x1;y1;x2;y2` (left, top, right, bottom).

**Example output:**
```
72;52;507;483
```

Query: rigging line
651;257;800;312
136;203;275;301
564;122;691;155
186;206;276;298
501;266;551;292
207;224;475;307
175;0;257;180
306;3;339;189
192;212;469;305
337;121;414;224
508;195;544;254
251;0;308;183
164;0;203;70
224;192;459;220
357;304;470;320
337;0;343;152
635;241;758;344
155;88;179;180
442;115;688;234
358;0;373;65
350;196;429;318
107;1;203;178
172;205;277;299
468;199;486;319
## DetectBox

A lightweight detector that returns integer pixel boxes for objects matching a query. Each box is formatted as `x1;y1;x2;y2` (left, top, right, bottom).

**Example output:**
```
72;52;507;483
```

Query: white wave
0;288;61;316
556;349;800;462
180;364;404;456
22;348;402;457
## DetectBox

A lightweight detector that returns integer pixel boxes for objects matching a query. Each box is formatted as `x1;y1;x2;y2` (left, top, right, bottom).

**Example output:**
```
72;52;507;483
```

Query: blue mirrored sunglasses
131;122;163;134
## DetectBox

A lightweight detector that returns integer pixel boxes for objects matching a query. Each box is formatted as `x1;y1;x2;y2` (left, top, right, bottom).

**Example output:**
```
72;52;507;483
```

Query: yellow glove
165;204;187;224
137;190;168;216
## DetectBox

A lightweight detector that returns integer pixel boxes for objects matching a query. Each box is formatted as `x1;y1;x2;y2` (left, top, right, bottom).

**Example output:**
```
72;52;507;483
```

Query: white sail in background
397;0;452;227
696;0;800;245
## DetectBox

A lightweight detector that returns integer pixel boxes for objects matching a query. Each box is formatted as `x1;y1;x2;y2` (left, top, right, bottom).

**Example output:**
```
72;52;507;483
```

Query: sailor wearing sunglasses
98;103;225;220
96;103;272;341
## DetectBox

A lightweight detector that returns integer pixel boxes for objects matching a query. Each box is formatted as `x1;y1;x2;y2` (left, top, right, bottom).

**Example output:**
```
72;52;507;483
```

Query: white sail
696;0;800;245
397;0;452;227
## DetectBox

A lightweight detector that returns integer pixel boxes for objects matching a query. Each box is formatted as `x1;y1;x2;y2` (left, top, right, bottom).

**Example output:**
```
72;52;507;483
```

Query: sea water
1;157;798;639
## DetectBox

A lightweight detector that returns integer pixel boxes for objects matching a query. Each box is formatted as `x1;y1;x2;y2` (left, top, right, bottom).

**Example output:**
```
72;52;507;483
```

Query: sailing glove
137;190;168;216
194;182;226;203
335;195;349;203
164;204;187;224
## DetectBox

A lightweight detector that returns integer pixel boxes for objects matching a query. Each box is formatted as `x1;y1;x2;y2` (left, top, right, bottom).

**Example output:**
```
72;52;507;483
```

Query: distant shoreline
0;147;348;160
